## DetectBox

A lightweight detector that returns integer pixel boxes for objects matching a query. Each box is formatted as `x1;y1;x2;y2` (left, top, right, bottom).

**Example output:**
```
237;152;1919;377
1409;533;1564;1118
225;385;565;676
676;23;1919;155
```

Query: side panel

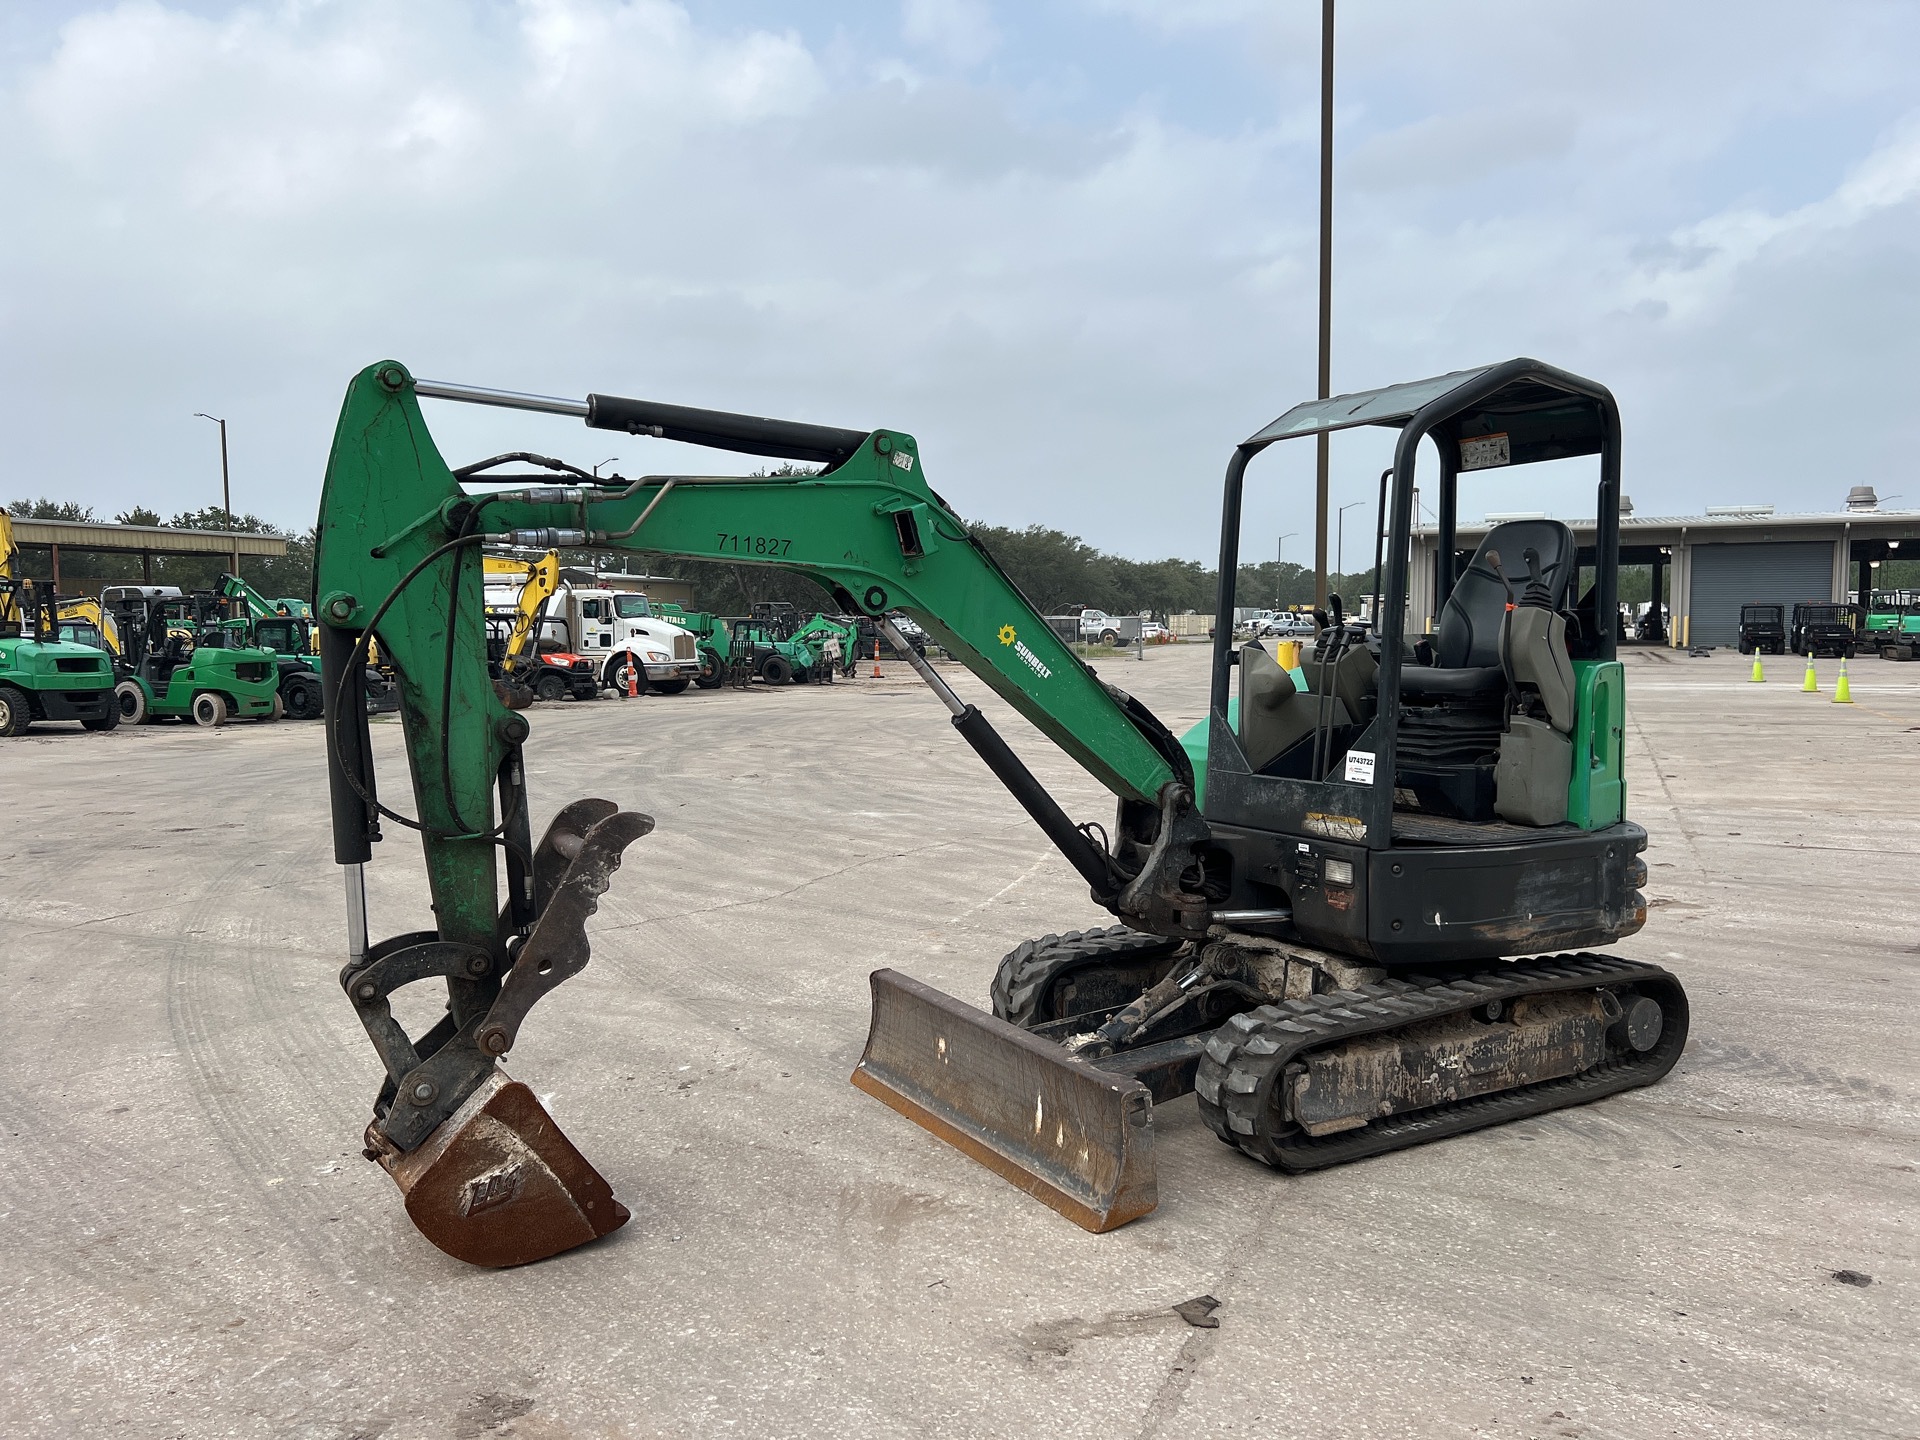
1568;659;1625;830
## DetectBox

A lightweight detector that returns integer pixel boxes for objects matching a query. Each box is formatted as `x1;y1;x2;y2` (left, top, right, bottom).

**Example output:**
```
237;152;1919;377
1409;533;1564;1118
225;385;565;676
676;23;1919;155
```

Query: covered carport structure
1410;502;1920;648
7;517;287;590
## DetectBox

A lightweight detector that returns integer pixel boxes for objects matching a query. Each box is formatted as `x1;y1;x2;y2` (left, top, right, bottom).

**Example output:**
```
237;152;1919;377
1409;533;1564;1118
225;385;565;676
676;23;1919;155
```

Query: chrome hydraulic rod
413;379;590;417
883;619;966;717
343;863;369;966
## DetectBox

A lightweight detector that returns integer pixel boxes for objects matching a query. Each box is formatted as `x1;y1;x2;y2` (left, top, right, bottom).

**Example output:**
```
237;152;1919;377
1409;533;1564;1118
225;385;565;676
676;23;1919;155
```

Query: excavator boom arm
499;553;561;675
315;362;1192;944
310;361;1205;1265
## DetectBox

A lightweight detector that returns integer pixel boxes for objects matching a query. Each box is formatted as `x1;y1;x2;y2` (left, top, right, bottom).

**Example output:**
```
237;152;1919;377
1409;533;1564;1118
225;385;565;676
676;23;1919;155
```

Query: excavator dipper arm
314;361;1214;1261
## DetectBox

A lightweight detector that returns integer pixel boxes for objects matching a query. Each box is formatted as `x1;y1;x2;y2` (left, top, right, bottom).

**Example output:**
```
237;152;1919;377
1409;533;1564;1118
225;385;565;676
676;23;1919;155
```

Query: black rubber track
1192;952;1688;1171
990;925;1183;1028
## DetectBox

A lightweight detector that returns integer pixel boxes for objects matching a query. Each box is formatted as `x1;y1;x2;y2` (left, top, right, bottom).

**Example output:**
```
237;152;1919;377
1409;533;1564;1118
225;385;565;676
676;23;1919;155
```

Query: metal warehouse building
1410;490;1920;648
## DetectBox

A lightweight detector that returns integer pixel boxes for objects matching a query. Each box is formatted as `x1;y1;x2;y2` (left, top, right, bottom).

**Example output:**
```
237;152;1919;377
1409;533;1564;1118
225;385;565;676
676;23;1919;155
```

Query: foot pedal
372;1069;629;1268
852;968;1157;1233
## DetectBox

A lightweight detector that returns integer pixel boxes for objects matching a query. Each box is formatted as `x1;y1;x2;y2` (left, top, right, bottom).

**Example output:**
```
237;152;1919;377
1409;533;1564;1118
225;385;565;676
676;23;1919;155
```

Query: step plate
851;968;1157;1233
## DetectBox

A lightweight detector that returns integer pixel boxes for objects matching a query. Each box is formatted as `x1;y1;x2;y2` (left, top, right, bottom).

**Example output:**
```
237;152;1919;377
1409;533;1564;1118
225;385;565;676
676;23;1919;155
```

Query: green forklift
0;514;117;736
101;585;283;726
218;573;399;717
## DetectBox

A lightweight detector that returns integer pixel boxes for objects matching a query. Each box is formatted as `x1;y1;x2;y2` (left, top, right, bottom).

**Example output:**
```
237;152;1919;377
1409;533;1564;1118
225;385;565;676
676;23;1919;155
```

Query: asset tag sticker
1459;432;1510;471
891;450;915;472
1343;749;1377;785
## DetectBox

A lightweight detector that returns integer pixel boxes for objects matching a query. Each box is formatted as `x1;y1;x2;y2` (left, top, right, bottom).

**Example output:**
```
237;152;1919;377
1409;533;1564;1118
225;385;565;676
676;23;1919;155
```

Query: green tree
8;497;96;521
114;506;163;527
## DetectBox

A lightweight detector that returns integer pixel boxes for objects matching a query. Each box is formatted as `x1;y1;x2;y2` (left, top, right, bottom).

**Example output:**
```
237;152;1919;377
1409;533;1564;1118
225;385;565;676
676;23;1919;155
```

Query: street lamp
193;412;239;581
591;457;618;476
1335;500;1365;584
1276;531;1298;607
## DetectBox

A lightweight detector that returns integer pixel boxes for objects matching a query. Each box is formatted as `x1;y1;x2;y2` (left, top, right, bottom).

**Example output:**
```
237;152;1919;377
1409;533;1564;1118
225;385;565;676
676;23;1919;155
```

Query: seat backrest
1501;605;1575;733
1435;519;1575;668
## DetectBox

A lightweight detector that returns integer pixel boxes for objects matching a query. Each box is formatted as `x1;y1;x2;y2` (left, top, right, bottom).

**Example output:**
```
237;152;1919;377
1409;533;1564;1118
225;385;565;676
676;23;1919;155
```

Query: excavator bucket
851;969;1158;1232
371;1069;630;1268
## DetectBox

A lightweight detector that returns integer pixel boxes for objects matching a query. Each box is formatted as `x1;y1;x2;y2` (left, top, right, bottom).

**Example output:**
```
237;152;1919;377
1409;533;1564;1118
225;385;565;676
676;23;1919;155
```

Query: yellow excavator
55;596;119;654
483;551;561;686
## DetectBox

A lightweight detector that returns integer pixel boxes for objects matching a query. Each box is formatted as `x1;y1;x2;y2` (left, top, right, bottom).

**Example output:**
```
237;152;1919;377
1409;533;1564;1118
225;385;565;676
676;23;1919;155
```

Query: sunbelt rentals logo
999;624;1051;680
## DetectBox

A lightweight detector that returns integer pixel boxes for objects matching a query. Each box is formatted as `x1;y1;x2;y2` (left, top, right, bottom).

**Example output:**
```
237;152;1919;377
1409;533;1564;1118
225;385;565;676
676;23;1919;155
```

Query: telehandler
314;359;1684;1265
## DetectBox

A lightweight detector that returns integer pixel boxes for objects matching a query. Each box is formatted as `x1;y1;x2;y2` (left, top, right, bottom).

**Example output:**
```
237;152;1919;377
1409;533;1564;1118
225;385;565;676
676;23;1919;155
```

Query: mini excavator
315;358;1685;1265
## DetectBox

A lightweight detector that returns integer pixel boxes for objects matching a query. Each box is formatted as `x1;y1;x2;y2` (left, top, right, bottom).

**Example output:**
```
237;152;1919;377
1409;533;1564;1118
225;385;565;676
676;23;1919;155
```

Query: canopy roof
1245;358;1613;469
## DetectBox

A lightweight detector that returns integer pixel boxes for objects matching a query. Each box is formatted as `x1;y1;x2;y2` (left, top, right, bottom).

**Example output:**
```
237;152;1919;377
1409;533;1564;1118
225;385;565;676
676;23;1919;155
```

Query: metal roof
9;518;289;556
1416;509;1920;540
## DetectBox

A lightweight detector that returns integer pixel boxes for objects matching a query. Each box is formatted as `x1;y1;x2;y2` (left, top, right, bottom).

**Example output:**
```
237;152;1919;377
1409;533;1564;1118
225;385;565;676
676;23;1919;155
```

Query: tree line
17;494;1917;621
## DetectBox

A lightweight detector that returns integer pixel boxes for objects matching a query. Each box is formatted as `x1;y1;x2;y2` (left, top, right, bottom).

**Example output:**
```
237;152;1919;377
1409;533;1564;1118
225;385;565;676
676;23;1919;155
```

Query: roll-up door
1688;542;1834;646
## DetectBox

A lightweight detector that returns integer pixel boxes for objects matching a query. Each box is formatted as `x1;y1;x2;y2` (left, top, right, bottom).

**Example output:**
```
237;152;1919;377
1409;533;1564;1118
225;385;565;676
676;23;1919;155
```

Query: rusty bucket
371;1069;629;1268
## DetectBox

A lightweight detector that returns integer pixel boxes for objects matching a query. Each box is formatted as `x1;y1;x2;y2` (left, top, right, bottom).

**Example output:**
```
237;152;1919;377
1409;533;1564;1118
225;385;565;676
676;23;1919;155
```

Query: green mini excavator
314;358;1685;1266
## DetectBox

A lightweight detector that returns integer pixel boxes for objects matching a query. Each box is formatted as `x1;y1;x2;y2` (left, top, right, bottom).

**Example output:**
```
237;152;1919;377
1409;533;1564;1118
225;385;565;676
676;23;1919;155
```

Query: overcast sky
4;0;1917;566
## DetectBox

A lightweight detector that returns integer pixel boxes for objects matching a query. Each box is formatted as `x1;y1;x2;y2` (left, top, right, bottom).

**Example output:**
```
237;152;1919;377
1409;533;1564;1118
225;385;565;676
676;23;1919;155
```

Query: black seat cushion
1399;663;1505;699
1435;519;1576;668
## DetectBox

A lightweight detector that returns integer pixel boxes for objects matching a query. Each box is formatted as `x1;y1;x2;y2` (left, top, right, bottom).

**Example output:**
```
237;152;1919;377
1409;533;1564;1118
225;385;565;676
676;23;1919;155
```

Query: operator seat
1401;518;1576;698
1395;519;1576;822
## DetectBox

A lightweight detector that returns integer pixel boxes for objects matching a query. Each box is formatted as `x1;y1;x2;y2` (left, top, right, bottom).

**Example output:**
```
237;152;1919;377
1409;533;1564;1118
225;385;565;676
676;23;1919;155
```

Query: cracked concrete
0;643;1914;1438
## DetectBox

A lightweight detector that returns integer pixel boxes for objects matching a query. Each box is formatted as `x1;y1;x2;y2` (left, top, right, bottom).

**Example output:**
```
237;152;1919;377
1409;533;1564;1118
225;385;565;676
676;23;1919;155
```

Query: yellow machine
483;551;564;686
55;596;120;654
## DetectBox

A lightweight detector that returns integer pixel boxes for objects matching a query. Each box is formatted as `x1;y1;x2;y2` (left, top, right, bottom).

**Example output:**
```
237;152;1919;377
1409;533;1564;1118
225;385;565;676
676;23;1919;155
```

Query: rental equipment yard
1;643;1912;1439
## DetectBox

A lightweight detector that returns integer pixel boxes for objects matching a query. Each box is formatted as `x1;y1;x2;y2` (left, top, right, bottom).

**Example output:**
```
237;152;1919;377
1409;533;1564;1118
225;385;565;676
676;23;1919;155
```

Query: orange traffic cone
872;636;884;679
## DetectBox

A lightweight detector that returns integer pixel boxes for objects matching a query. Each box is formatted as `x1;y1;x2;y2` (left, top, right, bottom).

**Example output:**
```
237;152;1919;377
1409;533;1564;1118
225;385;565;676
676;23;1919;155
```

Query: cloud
900;0;999;68
0;0;1915;562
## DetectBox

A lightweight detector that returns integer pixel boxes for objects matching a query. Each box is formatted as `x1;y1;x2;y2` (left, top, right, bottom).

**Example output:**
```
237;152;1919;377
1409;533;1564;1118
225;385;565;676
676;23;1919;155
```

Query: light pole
1313;0;1335;609
1336;500;1364;590
193;412;239;581
1276;531;1298;608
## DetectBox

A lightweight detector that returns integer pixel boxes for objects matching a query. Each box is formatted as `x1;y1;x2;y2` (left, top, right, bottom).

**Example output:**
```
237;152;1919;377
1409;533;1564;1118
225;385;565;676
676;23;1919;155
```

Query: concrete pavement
0;642;1912;1439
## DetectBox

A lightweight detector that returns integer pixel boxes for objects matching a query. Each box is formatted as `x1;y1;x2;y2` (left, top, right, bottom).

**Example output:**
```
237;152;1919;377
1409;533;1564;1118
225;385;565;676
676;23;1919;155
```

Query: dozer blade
372;1069;629;1268
851;968;1157;1233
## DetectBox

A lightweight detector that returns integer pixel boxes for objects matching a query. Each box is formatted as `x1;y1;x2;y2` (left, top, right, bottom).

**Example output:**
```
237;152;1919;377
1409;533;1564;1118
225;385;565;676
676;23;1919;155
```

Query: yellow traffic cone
1750;654;1765;683
1801;657;1819;693
1832;658;1854;704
